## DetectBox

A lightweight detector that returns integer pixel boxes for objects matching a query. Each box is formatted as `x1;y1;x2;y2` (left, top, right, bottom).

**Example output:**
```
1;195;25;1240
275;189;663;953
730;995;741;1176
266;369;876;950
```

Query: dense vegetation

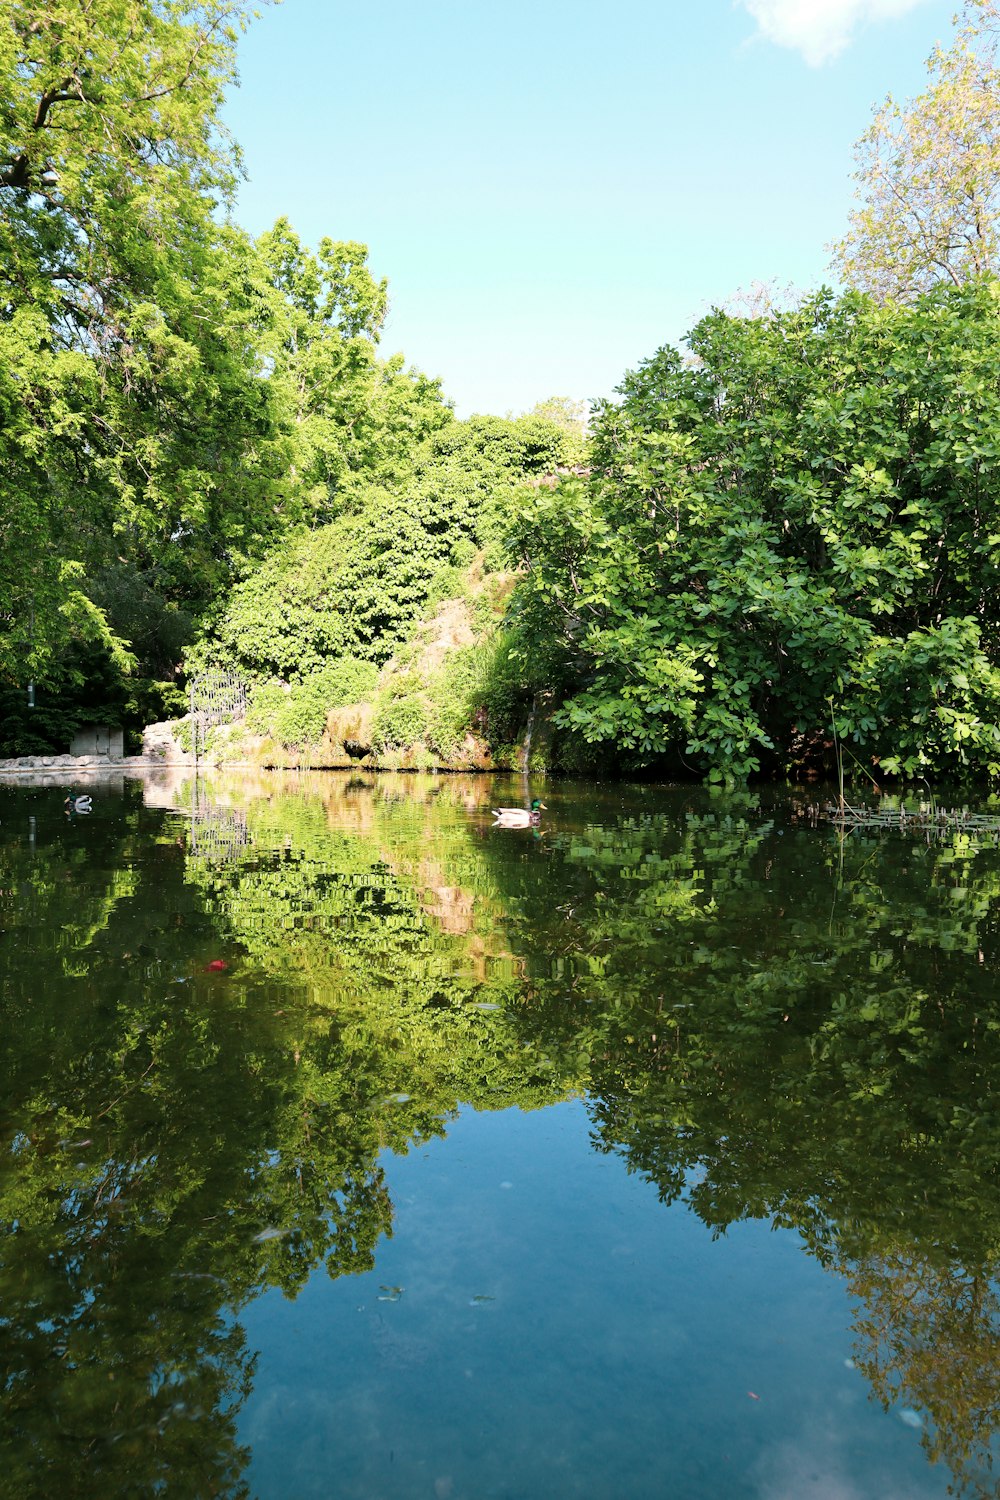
511;284;1000;782
5;0;1000;783
192;409;575;762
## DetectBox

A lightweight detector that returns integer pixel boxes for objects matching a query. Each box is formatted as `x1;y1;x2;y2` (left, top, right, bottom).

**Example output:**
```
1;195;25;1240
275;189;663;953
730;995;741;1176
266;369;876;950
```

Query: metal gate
188;670;248;763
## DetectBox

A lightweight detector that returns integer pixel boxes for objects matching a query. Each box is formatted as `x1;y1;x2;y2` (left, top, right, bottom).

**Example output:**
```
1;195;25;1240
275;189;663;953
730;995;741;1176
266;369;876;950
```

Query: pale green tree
255;218;450;517
520;396;589;466
833;0;1000;299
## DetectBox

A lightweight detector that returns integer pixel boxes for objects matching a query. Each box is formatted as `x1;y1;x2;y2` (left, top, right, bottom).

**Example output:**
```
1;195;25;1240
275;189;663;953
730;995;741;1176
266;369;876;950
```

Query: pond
2;770;999;1499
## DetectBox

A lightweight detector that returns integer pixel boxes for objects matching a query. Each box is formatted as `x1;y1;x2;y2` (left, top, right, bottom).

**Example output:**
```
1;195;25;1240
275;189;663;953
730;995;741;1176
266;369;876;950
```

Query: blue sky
223;0;956;416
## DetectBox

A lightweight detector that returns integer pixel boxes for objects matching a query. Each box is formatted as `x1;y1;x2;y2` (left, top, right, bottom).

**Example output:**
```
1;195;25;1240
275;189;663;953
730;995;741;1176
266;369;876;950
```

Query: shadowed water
1;771;999;1498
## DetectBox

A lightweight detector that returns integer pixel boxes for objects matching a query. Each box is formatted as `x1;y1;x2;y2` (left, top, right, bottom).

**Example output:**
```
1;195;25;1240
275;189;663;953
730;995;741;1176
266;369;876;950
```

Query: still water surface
2;771;999;1498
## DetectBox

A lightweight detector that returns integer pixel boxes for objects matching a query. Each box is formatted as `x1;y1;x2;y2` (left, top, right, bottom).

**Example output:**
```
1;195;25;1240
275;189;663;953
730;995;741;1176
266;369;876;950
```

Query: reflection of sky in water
751;1417;935;1500
240;1103;944;1500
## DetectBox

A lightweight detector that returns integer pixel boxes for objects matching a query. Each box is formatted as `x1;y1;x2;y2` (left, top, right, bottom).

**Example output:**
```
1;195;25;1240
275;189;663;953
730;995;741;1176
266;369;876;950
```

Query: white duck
492;799;546;827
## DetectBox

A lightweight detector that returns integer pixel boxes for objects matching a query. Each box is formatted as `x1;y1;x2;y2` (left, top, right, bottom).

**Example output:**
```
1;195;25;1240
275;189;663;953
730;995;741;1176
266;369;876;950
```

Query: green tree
0;0;307;755
833;0;1000;299
522;396;589;465
507;283;1000;781
255;218;451;516
0;7;457;751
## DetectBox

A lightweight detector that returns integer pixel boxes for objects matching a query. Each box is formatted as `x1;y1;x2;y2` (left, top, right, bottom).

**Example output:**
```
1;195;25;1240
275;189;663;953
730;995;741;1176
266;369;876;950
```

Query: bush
313;656;380;707
248;658;379;747
371;693;429;751
198;412;576;688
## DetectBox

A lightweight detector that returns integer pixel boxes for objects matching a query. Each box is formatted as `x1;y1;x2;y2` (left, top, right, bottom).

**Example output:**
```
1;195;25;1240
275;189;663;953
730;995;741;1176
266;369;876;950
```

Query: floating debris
899;1408;923;1429
823;801;1000;839
252;1227;289;1244
470;1295;495;1305
377;1285;404;1303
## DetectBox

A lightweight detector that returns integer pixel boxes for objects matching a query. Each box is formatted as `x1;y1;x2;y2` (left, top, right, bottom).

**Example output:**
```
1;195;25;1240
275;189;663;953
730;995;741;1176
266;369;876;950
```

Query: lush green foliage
365;641;494;760
9;1;1000;794
254;218;452;514
509;282;1000;782
246;659;379;748
200;414;575;746
522;395;589;465
0;3;577;769
0;1;260;683
0;2;454;755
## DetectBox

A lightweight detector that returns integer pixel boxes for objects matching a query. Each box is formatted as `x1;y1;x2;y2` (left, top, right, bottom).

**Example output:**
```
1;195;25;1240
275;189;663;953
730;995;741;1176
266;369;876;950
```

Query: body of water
1;771;998;1498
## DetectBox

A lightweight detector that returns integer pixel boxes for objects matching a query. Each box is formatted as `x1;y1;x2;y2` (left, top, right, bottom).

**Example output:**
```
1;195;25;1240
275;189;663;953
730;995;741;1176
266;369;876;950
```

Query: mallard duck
64;792;92;816
492;799;546;827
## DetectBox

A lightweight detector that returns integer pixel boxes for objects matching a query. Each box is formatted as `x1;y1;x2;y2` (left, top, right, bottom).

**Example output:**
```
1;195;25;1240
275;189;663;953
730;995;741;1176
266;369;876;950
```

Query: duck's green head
530;799;546;811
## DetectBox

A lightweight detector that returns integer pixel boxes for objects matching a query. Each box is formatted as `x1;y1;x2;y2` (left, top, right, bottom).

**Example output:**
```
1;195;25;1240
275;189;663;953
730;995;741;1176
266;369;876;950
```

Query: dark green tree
508;283;1000;781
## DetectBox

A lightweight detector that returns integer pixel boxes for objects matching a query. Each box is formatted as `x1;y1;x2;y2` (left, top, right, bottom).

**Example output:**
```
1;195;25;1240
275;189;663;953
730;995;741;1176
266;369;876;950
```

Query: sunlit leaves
509;283;1000;781
833;0;1000;299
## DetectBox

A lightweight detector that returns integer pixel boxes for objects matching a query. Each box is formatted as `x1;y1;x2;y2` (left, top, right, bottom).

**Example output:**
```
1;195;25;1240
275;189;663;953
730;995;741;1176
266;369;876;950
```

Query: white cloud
738;0;927;66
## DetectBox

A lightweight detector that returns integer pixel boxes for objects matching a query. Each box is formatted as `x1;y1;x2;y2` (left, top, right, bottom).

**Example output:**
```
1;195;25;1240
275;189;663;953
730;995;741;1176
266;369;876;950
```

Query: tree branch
0;154;30;189
34;80;86;130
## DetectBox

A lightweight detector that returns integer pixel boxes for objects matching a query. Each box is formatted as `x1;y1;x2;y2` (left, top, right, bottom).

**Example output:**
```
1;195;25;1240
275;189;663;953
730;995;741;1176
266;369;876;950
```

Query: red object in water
205;959;228;972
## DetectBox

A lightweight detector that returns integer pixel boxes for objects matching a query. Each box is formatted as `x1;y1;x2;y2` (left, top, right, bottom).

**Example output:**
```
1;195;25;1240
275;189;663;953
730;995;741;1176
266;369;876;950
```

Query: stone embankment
0;721;194;779
0;713;498;779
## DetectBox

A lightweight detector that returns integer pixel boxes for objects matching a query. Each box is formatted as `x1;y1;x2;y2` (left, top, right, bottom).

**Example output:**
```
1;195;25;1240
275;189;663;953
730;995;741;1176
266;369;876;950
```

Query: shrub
371;693;429;751
248;658;379;747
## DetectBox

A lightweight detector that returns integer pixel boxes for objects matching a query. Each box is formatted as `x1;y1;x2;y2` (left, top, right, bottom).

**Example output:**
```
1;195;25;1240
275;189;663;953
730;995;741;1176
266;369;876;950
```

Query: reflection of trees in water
186;775;563;1113
487;798;1000;1496
196;778;1000;1495
3;1241;256;1498
187;801;251;866
0;779;566;1495
846;1250;1000;1498
6;779;1000;1495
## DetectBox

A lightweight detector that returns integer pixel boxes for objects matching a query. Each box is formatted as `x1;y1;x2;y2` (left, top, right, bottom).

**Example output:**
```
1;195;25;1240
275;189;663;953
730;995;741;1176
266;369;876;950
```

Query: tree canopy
0;1;256;665
508;282;1000;782
0;2;456;755
833;0;1000;299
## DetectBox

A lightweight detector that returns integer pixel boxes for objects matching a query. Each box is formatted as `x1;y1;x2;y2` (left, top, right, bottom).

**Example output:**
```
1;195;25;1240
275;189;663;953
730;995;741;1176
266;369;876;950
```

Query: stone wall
69;725;124;761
